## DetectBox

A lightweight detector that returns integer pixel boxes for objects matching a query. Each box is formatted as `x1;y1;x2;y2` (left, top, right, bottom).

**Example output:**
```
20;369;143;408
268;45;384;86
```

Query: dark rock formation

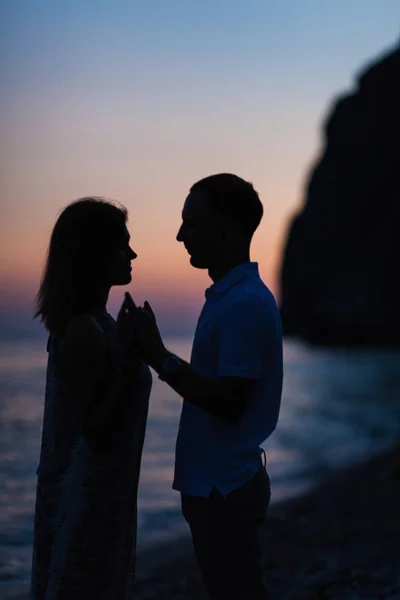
279;42;400;345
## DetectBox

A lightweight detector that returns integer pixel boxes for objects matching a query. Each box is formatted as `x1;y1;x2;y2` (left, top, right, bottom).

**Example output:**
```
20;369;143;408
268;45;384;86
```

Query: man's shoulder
225;277;278;312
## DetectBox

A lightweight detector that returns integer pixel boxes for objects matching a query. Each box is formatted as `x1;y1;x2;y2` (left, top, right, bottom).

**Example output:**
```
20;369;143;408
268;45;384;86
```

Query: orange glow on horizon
3;6;395;333
1;183;284;318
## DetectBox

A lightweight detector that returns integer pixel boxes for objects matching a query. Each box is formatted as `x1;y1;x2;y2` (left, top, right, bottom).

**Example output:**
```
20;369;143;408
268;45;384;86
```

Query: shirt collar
205;262;259;298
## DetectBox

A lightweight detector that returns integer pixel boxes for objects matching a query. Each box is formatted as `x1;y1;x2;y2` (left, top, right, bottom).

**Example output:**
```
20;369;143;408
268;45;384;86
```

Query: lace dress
31;311;152;600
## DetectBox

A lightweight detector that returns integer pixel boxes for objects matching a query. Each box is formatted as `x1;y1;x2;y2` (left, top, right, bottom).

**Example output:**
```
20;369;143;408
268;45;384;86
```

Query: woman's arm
61;314;137;451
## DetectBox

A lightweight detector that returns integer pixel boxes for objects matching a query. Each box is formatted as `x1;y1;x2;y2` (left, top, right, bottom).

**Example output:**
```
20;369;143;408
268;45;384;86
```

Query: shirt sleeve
217;299;270;379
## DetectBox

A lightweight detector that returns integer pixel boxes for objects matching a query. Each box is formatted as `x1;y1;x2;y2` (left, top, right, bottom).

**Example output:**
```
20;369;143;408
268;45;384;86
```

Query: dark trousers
181;463;271;600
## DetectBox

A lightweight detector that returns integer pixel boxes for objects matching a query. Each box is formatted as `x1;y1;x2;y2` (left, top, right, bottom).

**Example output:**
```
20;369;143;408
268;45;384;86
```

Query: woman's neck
91;286;110;313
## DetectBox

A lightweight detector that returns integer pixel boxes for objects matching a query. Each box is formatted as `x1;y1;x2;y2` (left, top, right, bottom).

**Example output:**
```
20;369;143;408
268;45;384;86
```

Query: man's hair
190;173;263;236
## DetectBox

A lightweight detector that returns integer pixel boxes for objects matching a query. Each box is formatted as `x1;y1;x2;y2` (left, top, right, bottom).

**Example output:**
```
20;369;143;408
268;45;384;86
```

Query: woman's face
106;226;137;286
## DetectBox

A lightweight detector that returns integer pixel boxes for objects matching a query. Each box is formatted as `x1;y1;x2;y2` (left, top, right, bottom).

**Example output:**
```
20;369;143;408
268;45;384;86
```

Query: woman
31;197;151;599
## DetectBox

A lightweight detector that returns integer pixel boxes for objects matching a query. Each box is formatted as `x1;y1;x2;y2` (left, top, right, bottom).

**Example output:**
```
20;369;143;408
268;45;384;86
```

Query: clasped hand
116;292;166;370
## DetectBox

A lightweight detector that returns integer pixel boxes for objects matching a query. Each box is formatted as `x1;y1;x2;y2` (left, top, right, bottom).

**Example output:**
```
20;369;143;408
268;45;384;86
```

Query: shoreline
134;443;400;599
2;444;400;599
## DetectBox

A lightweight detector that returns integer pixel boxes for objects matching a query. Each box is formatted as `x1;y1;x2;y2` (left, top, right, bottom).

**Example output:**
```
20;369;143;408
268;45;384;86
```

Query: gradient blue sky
1;1;399;338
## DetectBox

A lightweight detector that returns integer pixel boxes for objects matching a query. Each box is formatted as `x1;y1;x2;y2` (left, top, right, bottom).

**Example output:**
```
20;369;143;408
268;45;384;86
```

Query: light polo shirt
172;262;283;497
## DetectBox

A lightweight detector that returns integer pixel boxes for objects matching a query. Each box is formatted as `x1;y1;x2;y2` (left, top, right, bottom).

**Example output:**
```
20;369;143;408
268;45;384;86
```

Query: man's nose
176;225;184;242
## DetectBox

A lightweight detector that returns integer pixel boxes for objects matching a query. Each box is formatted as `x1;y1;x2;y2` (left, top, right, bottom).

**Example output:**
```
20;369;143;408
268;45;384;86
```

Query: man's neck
209;255;250;284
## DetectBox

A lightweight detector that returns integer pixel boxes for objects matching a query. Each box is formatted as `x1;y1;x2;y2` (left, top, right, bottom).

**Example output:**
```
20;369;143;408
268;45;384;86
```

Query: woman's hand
116;293;141;370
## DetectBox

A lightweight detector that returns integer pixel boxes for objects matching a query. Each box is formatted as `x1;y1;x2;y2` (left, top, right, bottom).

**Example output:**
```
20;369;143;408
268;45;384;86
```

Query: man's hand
125;296;168;370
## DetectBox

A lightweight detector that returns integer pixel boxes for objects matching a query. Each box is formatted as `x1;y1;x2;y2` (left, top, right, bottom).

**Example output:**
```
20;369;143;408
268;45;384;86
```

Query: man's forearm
148;348;240;424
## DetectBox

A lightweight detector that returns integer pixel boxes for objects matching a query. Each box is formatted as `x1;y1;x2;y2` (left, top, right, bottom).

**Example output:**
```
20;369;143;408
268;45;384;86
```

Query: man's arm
149;347;255;425
128;297;267;425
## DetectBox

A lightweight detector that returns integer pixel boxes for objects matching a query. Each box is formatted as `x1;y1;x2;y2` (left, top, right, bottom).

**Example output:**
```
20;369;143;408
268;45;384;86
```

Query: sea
1;337;400;595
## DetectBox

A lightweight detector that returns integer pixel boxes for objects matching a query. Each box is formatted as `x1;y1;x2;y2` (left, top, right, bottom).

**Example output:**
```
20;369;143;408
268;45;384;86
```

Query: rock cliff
279;42;400;345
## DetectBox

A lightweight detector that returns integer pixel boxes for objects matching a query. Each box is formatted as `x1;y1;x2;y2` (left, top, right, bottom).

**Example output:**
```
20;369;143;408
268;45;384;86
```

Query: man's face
176;191;223;269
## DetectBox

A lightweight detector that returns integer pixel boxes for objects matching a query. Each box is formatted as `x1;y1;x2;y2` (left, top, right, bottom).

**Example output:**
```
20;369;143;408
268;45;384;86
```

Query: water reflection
0;338;399;584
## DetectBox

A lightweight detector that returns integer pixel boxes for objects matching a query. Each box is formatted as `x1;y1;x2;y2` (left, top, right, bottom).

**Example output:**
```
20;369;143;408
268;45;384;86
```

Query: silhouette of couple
31;174;283;600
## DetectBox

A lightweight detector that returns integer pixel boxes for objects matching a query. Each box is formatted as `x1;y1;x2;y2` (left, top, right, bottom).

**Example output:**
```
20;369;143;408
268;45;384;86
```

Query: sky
1;1;399;339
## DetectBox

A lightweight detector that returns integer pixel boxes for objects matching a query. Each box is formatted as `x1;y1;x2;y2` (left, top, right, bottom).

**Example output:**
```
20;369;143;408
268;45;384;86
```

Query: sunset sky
1;1;399;338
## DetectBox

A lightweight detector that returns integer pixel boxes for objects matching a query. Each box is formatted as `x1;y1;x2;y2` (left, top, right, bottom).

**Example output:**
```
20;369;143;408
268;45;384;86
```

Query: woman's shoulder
67;313;106;339
61;314;108;360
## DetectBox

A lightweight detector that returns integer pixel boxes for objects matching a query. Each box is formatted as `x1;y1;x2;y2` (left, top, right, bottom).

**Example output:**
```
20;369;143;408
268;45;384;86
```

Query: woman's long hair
34;197;128;336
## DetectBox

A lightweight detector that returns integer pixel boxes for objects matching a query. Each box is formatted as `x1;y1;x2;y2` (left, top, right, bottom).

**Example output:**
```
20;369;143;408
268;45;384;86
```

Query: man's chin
189;255;208;269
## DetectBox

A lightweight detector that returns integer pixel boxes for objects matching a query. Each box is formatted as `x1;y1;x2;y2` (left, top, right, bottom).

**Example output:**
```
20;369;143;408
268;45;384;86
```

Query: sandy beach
134;444;400;599
3;444;399;599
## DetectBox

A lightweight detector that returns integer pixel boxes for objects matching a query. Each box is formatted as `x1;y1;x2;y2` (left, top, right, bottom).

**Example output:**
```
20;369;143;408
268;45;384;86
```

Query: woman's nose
130;247;137;260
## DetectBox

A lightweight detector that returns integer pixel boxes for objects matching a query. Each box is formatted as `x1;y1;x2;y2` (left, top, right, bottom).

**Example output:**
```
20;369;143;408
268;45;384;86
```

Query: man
129;173;283;599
